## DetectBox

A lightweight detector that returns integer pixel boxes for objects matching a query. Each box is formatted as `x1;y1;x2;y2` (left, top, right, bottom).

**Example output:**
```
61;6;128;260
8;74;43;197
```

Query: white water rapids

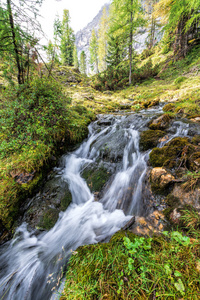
0;109;190;300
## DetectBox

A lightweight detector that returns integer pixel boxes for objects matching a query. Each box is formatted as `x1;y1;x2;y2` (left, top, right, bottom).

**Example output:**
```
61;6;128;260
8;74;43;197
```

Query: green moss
140;98;159;109
139;130;165;151
149;114;171;130
39;208;59;230
149;137;194;169
191;135;200;145
149;147;166;167
60;190;72;211
163;103;176;112
82;166;111;193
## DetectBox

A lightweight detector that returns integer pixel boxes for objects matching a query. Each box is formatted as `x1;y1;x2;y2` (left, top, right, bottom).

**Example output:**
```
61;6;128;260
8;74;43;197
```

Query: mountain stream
0;106;193;300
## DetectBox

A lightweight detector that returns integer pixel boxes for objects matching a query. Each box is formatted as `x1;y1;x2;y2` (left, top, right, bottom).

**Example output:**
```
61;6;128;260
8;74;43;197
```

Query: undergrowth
61;219;200;300
0;78;95;230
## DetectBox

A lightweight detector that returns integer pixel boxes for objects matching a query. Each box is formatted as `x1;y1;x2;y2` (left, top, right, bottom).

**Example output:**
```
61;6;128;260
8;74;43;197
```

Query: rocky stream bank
0;103;200;299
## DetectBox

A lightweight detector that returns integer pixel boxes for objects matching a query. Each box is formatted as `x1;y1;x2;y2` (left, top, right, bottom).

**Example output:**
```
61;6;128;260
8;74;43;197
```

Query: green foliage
98;6;109;72
91;58;159;91
61;229;200;299
79;51;87;75
89;29;99;73
0;78;69;159
0;77;95;230
60;10;75;66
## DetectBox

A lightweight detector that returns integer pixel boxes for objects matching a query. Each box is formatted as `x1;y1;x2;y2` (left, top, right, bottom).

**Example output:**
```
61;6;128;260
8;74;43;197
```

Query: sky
39;0;111;43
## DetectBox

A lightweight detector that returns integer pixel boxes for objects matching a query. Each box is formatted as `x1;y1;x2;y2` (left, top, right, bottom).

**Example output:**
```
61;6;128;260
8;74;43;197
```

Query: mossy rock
82;166;111;193
191;135;200;145
139;130;166;151
149;137;195;170
60;190;72;211
163;103;176;112
149;114;171;130
141;99;159;109
38;208;59;230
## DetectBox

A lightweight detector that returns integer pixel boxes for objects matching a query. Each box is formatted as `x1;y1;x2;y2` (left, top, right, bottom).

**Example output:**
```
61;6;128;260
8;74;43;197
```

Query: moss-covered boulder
163;103;176;113
149;114;171;130
22;175;72;230
149;137;195;170
81;165;112;194
38;208;59;230
139;130;166;151
141;99;160;109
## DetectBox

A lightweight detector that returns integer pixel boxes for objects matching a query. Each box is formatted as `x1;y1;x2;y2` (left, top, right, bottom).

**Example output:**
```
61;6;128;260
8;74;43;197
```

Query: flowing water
0;107;193;300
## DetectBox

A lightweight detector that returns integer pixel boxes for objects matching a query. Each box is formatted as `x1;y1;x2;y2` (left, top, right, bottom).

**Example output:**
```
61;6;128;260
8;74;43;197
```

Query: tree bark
7;0;23;84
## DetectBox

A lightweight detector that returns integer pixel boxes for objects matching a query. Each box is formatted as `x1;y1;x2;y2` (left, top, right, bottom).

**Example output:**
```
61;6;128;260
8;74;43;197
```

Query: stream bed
0;106;199;300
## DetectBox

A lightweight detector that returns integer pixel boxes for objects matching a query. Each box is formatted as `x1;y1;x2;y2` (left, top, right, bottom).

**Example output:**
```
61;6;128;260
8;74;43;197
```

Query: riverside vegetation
59;46;200;300
0;0;200;298
0;47;200;299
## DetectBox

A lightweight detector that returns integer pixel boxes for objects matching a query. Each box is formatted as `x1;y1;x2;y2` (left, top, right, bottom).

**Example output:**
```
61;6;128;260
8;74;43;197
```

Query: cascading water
0;107;191;300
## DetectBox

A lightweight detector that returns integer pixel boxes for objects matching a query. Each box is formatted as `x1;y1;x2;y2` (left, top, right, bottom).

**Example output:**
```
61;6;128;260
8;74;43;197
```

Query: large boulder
139;130;166;151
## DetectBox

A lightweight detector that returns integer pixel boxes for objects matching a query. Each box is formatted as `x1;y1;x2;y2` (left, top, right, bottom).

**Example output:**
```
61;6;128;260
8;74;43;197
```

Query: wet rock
150;167;175;191
149;114;171;130
38;208;60;230
22;175;72;230
92;128;127;162
139;130;165;151
97;115;114;126
81;164;112;194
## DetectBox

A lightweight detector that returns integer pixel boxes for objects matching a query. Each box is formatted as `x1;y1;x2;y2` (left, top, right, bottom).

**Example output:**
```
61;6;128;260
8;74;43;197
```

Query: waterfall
0;108;190;300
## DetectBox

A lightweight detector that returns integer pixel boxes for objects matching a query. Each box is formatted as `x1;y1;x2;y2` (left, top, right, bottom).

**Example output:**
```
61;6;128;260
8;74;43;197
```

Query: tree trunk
7;0;23;84
129;0;133;85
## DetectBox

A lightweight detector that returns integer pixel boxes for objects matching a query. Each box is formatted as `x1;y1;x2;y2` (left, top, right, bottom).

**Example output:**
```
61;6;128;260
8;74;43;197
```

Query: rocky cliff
75;3;110;69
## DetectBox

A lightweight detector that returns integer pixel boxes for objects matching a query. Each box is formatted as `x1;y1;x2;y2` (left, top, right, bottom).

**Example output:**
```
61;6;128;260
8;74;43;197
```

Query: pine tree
80;51;87;74
98;6;109;72
89;29;99;73
73;45;79;69
106;35;122;67
60;9;75;66
110;0;145;84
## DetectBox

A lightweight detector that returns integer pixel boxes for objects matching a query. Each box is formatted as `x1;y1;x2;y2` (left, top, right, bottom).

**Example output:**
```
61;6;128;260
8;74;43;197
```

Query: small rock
149;114;171;130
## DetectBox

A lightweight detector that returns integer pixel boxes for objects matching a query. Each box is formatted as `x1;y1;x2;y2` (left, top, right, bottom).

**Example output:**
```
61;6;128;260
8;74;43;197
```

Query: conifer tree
60;9;75;66
80;50;87;74
73;45;79;69
89;29;99;73
110;0;144;84
98;6;109;72
106;35;122;67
